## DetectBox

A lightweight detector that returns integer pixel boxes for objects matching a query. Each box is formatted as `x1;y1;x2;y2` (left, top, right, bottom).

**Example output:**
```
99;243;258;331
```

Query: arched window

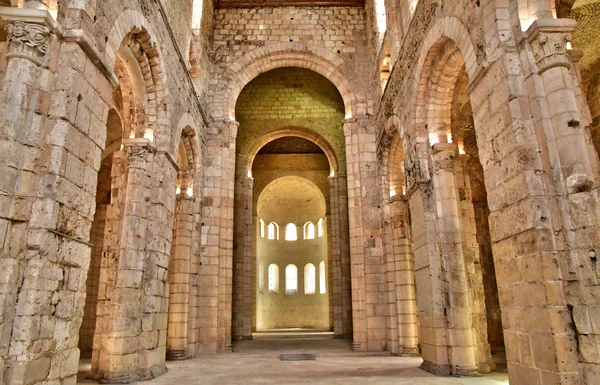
260;219;265;238
285;223;297;241
285;264;298;294
303;222;315;240
268;222;279;240
268;264;279;293
192;0;204;30
319;261;326;294
304;264;316;294
317;218;324;238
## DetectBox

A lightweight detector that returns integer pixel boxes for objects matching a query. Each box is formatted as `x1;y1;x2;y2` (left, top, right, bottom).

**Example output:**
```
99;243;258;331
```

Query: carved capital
122;138;155;169
0;7;58;65
5;21;52;65
432;143;457;172
384;114;401;138
403;152;429;194
526;19;577;74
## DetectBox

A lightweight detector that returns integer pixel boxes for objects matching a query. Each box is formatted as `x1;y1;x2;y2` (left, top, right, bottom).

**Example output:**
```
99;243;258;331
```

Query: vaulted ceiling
216;0;364;8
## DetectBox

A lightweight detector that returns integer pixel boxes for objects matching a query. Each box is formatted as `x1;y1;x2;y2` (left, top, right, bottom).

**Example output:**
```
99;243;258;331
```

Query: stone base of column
333;333;344;339
224;344;233;352
352;342;366;351
241;335;253;340
400;346;421;356
420;360;452;376
92;363;168;384
166;350;187;361
453;365;480;377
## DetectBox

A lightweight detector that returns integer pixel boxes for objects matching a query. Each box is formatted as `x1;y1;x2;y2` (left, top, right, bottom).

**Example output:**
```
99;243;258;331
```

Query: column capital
1;7;59;66
431;143;458;172
526;18;577;74
403;151;430;195
122;138;155;169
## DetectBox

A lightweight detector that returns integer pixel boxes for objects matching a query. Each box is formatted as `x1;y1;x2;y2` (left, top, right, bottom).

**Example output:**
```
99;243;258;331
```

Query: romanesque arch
211;43;364;120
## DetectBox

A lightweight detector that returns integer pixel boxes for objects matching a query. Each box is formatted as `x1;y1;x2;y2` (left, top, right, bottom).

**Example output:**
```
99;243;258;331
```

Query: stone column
389;196;420;356
343;116;386;352
232;174;253;340
200;119;238;353
166;193;194;360
0;9;63;384
94;138;159;382
328;176;343;337
378;157;398;354
431;142;478;376
338;174;352;338
527;19;594;196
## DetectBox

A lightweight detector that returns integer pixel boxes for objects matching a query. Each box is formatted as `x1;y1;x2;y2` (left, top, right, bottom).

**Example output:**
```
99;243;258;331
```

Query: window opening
319;261;326;294
285;264;298;294
304;264;316;294
285;223;297;241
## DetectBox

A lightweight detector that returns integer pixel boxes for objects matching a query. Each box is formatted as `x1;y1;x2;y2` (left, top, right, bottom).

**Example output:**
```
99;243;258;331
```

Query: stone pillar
166;194;194;360
527;19;594;196
338;174;352;338
343;116;386;352
95;138;161;382
328;176;343;337
0;9;67;385
431;142;478;376
389;197;419;356
232;174;253;340
379;169;398;355
200;119;238;353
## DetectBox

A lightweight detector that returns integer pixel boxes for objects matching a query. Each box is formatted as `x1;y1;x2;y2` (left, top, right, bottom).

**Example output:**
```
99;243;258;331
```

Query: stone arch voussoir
213;43;363;121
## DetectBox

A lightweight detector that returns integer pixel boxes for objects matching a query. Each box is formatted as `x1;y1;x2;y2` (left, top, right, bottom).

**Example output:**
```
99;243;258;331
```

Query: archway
256;176;329;331
405;37;506;376
231;67;352;344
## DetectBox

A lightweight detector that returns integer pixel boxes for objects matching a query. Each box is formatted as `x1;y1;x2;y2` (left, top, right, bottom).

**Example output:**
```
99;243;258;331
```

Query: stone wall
0;0;211;383
373;0;600;382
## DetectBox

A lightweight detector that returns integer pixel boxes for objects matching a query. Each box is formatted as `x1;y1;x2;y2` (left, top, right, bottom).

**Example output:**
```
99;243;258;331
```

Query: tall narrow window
260;219;265;238
303;222;315;240
319;261;326;294
285;223;297;241
268;222;279;240
268;264;279;293
304;264;316;294
317;218;324;238
285;264;298;294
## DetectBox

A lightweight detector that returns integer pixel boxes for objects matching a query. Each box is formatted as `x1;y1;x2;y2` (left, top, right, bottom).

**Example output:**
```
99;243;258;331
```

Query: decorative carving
403;152;425;193
125;143;153;169
433;151;456;172
5;21;52;64
529;31;572;73
384;114;401;138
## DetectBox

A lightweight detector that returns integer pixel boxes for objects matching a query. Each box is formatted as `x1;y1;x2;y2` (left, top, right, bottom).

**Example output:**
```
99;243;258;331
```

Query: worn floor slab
78;355;508;384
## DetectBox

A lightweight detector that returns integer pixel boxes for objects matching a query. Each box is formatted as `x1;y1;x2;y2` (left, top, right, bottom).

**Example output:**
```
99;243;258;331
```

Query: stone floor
77;336;509;385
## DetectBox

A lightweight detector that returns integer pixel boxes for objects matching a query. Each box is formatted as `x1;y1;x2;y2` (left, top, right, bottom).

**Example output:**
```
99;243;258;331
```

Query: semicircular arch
245;127;339;178
213;44;363;121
